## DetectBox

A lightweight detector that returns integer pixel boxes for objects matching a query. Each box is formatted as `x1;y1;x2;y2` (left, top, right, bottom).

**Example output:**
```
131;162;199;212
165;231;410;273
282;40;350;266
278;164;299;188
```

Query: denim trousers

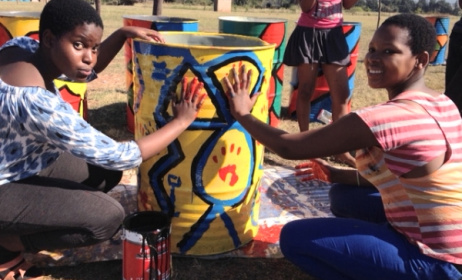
279;183;462;280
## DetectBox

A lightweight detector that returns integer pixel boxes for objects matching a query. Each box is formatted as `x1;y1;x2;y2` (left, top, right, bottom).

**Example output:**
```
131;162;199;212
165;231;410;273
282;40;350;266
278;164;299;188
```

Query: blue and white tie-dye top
0;37;142;185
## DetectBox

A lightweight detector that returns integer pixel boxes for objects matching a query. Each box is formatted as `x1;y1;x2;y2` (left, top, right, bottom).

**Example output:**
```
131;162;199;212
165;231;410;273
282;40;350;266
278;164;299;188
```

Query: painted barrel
288;22;362;122
218;16;287;127
0;11;40;44
123;15;199;133
54;79;88;120
132;32;275;255
0;11;88;119
426;16;449;65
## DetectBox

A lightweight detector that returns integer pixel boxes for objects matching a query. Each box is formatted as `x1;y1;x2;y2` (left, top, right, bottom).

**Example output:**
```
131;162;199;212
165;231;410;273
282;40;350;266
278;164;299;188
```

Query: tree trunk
95;0;101;15
153;0;163;15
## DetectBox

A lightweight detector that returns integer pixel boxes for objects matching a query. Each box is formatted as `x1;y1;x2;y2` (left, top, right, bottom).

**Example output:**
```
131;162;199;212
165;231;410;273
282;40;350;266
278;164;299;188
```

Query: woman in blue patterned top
0;0;204;278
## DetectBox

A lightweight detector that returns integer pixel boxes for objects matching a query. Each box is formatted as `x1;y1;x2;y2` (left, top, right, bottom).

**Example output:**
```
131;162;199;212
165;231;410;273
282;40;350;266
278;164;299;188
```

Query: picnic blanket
27;165;333;266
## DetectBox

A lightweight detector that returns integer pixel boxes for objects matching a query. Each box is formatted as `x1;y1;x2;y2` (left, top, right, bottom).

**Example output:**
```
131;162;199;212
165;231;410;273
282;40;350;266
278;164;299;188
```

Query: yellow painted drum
0;11;40;45
133;32;275;255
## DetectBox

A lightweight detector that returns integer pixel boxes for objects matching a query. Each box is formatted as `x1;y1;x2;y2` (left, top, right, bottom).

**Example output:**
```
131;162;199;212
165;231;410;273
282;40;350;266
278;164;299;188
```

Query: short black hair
39;0;104;41
381;13;436;56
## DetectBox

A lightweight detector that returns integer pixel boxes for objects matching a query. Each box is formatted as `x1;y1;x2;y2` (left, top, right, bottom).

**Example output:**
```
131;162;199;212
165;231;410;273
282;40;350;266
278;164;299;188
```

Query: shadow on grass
43;257;313;280
87;102;134;141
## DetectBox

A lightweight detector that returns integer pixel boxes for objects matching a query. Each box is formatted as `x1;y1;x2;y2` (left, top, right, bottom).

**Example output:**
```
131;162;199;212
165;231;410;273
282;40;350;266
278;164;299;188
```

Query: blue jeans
279;183;462;280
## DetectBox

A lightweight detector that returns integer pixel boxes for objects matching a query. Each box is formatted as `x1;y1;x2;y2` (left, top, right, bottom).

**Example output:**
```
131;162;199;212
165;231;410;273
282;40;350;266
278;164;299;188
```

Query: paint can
122;211;172;280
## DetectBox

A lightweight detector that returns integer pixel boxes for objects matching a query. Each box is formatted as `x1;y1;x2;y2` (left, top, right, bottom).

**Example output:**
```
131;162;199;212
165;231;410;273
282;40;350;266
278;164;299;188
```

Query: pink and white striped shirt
354;91;462;264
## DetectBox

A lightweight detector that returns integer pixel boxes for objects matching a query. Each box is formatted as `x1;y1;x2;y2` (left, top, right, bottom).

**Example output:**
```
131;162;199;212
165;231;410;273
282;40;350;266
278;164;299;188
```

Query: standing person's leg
296;63;319;132
322;64;350;123
322;63;355;167
280;218;462;280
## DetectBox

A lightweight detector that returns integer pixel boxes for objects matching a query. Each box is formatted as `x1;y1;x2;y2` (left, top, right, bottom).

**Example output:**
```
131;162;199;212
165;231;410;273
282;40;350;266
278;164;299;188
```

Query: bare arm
94;26;164;73
343;0;359;9
299;0;316;13
223;66;379;160
233;112;376;160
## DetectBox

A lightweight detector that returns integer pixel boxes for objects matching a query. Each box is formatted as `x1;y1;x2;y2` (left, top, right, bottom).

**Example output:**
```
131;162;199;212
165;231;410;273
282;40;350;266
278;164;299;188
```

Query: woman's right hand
172;77;206;125
222;65;260;120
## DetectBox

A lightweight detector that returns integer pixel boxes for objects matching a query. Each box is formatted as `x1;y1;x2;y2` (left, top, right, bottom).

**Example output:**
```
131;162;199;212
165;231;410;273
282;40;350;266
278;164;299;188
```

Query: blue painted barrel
426;16;449;65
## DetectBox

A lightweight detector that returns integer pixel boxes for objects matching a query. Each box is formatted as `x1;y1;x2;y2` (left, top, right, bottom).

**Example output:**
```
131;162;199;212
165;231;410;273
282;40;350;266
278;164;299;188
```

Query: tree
153;0;163;15
95;0;101;15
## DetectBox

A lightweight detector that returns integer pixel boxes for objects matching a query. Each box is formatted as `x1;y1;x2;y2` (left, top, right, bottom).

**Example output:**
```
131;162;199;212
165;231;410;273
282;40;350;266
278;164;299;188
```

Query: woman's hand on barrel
122;26;165;43
223;65;260;120
172;77;206;124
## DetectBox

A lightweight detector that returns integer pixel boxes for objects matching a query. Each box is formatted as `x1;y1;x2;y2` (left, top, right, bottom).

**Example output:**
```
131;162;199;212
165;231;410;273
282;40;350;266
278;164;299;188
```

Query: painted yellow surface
133;32;274;255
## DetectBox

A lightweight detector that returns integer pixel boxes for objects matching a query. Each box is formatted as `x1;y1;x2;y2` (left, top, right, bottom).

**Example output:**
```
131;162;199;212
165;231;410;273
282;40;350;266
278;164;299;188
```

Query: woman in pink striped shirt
224;13;462;280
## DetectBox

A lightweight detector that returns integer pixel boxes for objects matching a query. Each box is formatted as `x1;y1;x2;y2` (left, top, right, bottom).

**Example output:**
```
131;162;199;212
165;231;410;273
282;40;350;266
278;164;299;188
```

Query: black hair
39;0;104;41
381;13;436;56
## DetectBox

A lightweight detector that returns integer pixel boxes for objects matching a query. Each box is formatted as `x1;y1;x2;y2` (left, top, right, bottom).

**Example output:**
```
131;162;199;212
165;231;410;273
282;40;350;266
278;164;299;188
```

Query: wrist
170;117;191;130
234;112;252;121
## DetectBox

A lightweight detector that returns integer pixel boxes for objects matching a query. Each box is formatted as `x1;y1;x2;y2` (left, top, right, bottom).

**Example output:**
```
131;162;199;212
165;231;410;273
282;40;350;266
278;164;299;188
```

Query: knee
328;183;346;217
279;221;299;258
88;197;125;242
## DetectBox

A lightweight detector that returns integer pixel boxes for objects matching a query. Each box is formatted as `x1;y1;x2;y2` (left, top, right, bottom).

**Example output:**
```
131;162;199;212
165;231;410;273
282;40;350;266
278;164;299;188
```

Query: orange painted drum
426;16;449;65
123;15;199;133
288;22;361;122
218;16;287;127
122;211;172;280
0;11;88;119
133;32;275;255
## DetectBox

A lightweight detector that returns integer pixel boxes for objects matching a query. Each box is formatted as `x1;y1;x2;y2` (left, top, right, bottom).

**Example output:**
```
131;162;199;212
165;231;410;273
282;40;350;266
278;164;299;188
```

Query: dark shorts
283;25;350;67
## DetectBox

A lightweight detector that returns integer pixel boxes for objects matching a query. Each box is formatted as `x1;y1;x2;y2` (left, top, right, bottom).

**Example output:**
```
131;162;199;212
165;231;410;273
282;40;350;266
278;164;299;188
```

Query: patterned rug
27;165;333;266
220;165;332;259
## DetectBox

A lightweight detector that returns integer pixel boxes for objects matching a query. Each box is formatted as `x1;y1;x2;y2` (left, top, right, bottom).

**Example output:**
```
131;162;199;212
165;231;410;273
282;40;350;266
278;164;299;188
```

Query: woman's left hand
294;158;332;182
122;26;165;43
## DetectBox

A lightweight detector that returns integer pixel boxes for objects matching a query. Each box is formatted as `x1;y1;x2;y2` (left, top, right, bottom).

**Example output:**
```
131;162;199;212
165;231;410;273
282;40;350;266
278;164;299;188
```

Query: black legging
0;152;124;253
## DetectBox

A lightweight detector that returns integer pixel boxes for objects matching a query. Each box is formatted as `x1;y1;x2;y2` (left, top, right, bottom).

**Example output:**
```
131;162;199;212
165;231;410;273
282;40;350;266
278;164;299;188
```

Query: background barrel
0;11;39;44
123;15;199;133
218;16;287;127
288;22;362;122
426;16;449;65
133;32;275;255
